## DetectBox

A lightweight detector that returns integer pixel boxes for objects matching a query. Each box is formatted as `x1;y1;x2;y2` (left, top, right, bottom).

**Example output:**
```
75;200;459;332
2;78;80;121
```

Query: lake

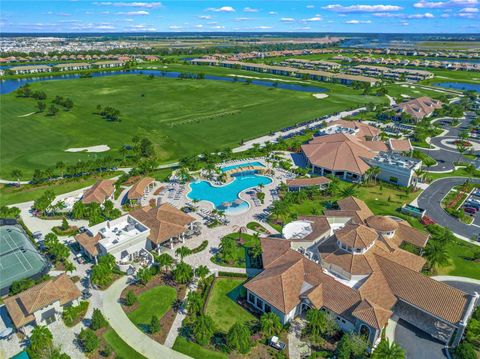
433;82;480;93
0;69;328;95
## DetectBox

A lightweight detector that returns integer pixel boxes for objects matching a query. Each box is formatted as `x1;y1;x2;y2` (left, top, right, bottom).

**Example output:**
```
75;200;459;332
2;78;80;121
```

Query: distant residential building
9;65;52;74
53;62;91;72
4;274;81;329
280;58;341;71
93;60;125;68
394;96;443;122
81;179;115;205
347;65;434;82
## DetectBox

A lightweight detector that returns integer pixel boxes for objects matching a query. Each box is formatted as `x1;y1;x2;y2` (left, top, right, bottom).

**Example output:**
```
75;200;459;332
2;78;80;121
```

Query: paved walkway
164;287;190;349
102;276;189;359
287;319;309;359
232;107;365;153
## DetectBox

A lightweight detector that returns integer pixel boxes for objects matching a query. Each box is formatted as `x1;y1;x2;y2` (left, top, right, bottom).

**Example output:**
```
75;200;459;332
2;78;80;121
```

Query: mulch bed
123;176;141;186
120;272;187;345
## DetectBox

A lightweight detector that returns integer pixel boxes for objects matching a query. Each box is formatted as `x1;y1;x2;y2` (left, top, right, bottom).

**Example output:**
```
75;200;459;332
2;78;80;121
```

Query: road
417;177;480;239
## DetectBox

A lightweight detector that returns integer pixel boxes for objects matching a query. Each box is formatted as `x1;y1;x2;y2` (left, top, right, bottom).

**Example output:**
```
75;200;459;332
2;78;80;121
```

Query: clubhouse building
301;121;418;186
244;197;478;348
81;179;115;205
75;203;195;263
393;96;443;122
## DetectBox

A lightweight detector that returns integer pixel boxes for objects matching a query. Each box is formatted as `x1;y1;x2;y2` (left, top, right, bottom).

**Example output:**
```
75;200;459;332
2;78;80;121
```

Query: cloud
323;4;402;12
400;21;409;25
302;17;322;22
268;11;278;15
94;2;161;8
280;17;296;22
169;25;183;29
198;15;212;19
345;19;372;24
459;6;479;11
206;6;235;12
234;17;252;21
414;0;477;8
210;25;225;29
295;26;311;30
243;7;258;12
306;5;315;8
373;12;403;17
254;26;272;29
117;10;149;15
194;24;203;28
407;12;435;18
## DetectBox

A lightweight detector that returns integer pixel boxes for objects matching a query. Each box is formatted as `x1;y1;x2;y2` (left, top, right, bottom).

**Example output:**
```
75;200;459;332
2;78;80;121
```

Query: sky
1;0;479;33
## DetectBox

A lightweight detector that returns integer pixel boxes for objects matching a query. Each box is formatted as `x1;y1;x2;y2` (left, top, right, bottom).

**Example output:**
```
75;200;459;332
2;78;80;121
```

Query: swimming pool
187;173;272;215
220;161;265;173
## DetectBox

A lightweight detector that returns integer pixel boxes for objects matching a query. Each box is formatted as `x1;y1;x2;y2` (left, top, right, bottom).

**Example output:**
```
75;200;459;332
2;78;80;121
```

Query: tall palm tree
371;339;405;359
232;225;248;240
156;253;173;272
175;246;192;262
424;241;450;271
195;265;210;280
260;312;282;337
30;326;53;353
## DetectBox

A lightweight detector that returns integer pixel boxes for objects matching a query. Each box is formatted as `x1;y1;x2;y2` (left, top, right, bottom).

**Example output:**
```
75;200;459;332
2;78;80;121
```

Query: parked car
464;207;478;215
269;336;286;351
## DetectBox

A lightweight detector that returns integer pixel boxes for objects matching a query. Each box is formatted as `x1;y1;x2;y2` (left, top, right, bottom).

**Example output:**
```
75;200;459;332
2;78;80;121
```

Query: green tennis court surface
0;225;47;292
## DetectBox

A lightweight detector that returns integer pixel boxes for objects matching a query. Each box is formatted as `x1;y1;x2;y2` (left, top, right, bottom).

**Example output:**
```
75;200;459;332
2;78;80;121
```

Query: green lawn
0;70;386;178
437;238;480;280
205;278;255;333
173;336;227;359
0;172;119;206
127;286;176;330
103;329;147;359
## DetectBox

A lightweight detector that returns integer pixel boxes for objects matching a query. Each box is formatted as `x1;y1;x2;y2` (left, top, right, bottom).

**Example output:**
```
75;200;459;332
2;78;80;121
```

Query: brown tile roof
375;255;469;324
286;177;331;188
365;215;399;232
393;222;430;248
128;177;154;200
335;223;378;249
362;141;389;152
396;96;442;120
305;284;324;309
295;216;331;242
337;196;374;221
74;232;101;257
261;238;292;267
82;180;115;204
4;274;81;328
130;203;195;244
301;133;376;175
328;120;381;140
389;139;412;152
352;299;392;329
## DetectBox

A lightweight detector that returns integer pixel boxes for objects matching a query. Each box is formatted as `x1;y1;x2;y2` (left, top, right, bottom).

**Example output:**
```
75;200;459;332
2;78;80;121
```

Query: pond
0;69;328;95
433;82;480;93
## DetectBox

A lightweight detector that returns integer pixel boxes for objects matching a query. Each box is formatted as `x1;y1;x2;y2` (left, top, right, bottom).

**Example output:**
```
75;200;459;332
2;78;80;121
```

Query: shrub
192;240;208;254
102;344;113;357
150;315;161;334
62;301;89;327
125;290;137;306
78;328;99;353
218;271;247;278
91;309;108;331
454;342;477;359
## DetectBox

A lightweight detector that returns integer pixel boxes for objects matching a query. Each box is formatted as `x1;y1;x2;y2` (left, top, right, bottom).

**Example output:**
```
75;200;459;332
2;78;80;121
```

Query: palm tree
371;339;405;359
260;312;282;337
175;246;191;262
456;142;467;164
186;291;203;316
371;166;381;184
195;265;209;280
64;260;76;274
341;185;358;198
156;253;173;272
10;169;22;186
30;325;53;353
424;241;450;271
232;225;248;240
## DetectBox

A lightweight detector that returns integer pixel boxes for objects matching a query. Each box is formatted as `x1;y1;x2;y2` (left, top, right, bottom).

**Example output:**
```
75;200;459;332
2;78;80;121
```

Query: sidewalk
102;277;189;359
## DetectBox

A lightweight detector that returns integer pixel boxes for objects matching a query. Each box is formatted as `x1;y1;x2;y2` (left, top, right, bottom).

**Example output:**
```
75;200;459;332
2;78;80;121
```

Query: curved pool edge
185;174;274;216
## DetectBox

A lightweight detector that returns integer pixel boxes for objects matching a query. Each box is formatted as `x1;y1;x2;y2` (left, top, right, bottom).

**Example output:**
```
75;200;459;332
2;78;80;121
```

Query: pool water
187;173;272;215
220;161;265;172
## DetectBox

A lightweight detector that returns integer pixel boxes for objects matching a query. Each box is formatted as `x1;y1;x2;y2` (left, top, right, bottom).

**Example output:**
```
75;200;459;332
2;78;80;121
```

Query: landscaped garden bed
246;221;270;234
210;233;262;269
121;272;187;344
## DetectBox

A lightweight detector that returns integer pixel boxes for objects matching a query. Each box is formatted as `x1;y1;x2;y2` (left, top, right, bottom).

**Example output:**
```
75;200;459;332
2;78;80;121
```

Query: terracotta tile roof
324;210;365;224
305;284;324;309
337;196;374;221
335;223;378;249
396;96;442;120
328;120;381;140
389;139;412;152
394;222;430;248
362;141;389;152
4;274;81;328
74;232;101;257
130;203;195;244
286;177;331;188
365;215;399;232
301;133;376;175
261;238;292;267
128;177;154;200
375;255;469;324
352;299;392;329
82;180;115;204
295;216;331;242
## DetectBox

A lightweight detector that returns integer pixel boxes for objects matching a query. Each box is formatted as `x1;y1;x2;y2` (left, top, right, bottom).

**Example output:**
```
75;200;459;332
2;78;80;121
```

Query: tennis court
0;225;48;293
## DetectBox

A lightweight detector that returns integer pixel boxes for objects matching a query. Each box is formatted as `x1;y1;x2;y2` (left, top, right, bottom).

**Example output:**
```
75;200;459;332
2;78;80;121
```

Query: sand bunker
18;112;36;117
65;145;110;153
401;94;410;98
313;93;329;99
